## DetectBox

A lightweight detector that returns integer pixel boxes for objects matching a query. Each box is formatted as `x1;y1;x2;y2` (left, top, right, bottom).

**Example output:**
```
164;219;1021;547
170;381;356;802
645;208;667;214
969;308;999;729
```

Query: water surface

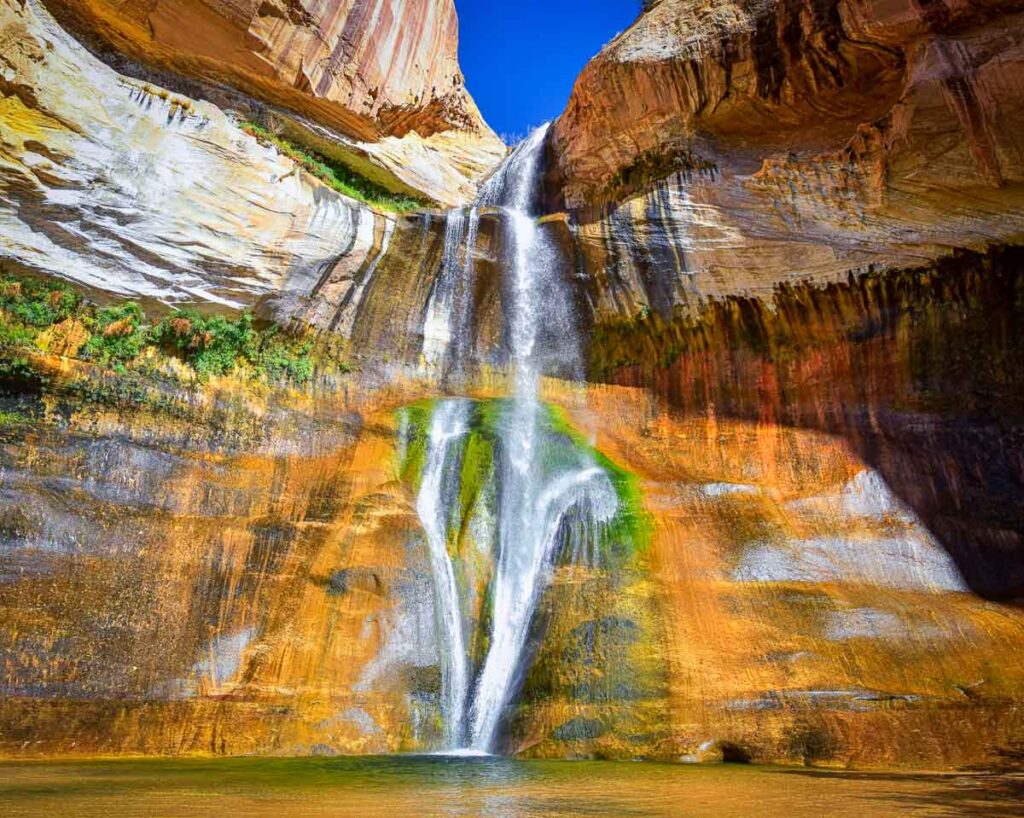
1;756;1022;817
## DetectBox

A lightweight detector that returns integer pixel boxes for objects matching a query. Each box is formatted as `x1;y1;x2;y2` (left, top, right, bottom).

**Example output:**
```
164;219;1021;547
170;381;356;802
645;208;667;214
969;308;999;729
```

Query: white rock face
0;0;390;322
733;469;968;592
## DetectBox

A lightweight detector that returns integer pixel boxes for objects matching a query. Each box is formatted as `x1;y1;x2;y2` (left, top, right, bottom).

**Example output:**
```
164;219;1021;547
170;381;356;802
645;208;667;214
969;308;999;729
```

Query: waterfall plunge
415;399;472;749
412;125;619;755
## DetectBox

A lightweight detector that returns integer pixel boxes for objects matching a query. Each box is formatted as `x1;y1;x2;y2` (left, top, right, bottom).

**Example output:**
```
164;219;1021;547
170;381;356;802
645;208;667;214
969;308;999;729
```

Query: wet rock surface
0;0;1023;772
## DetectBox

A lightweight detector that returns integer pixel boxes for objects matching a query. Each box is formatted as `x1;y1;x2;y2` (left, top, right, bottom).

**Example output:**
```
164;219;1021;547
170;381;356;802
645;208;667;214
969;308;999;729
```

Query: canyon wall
0;0;481;347
2;363;1022;766
41;0;505;204
552;0;1024;313
1;0;1023;770
43;0;484;139
547;0;1024;600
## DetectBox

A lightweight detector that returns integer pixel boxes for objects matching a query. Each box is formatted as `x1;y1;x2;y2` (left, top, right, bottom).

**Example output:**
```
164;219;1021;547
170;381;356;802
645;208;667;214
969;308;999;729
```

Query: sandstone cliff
1;0;1023;771
41;0;505;205
0;0;474;342
545;0;1024;602
552;0;1024;310
1;359;1022;766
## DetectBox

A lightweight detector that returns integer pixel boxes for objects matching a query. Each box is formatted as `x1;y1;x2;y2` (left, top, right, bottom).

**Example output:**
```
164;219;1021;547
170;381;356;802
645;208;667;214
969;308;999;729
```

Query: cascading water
414;399;472;749
411;124;621;754
422;208;480;374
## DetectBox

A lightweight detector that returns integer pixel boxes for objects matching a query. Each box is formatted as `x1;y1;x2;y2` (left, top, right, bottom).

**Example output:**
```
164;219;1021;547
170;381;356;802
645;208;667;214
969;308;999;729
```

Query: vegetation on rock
397;397;650;565
598;147;717;202
0;271;342;388
239;121;427;213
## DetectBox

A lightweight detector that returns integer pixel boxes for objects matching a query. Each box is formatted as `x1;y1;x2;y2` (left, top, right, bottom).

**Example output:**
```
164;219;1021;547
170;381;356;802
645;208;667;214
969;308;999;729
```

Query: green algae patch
396;397;650;564
456;421;495;543
395;399;434;491
545;403;652;559
394;396;662;758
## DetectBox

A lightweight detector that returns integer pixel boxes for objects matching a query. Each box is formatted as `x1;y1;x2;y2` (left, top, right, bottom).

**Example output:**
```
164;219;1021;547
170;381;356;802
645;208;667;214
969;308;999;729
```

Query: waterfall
470;463;617;750
411;124;620;754
422;207;480;374
414;399;472;749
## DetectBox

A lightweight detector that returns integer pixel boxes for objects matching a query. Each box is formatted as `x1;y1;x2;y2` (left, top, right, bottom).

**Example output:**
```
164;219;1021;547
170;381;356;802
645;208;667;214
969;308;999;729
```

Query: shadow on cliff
593;244;1024;601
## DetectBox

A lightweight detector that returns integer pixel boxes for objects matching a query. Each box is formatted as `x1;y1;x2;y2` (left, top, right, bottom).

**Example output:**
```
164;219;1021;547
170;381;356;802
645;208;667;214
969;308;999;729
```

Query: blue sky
456;0;639;142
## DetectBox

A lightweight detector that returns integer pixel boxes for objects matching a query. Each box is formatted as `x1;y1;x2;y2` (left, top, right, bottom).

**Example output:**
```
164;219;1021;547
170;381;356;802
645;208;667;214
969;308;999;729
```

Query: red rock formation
590;245;1024;600
543;0;1024;605
39;0;505;203
551;0;1024;294
44;0;489;141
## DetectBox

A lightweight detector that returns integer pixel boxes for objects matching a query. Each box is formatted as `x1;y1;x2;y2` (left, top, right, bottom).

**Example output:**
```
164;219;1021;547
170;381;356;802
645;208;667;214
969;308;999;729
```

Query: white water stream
413;125;618;754
415;399;472;749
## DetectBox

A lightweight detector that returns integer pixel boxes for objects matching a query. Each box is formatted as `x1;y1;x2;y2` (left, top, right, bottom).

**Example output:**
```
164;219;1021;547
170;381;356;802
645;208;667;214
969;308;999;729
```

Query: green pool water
0;756;1020;817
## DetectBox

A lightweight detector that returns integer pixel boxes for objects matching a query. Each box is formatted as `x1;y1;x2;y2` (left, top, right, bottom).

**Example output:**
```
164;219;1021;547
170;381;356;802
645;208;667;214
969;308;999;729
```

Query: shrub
253;327;314;385
0;270;336;387
239;121;427;213
153;310;315;383
0;276;81;327
0;319;36;349
82;302;147;368
153;310;259;376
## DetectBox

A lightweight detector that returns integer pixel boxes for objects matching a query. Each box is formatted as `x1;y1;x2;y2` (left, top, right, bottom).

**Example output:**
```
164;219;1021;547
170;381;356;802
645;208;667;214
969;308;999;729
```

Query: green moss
397;398;651;568
397;401;434;490
456;412;495;540
600;147;717;202
239;121;427;214
546;404;652;558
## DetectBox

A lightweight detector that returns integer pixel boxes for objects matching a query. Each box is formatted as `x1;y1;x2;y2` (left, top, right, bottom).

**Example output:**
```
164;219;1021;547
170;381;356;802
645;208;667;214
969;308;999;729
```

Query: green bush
152;310;258;376
239;121;427;213
82;302;148;368
0;320;36;349
152;309;315;383
253;327;315;384
0;276;81;327
0;270;331;387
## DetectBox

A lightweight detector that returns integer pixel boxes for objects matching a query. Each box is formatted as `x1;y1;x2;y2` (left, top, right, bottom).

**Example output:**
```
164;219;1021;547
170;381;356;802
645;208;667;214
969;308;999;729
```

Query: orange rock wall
1;361;1023;766
43;0;488;141
592;245;1024;601
550;0;1024;296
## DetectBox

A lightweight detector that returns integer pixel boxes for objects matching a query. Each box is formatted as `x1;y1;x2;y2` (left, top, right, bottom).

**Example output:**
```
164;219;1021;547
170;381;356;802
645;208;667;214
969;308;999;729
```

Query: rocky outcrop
589;244;1024;600
39;0;505;204
551;0;1024;307
1;363;1022;765
45;0;482;138
0;0;467;342
541;0;1024;603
